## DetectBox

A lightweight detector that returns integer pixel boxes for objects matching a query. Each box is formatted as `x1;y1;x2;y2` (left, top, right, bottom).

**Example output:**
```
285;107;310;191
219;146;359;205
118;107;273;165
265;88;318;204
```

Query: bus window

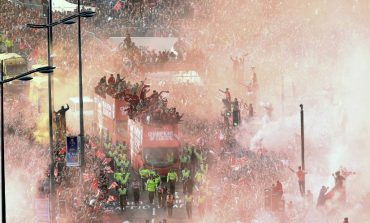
116;120;128;135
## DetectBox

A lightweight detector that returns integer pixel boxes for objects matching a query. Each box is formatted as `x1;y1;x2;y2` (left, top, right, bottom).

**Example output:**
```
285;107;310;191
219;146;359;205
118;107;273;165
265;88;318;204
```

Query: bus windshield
143;147;179;167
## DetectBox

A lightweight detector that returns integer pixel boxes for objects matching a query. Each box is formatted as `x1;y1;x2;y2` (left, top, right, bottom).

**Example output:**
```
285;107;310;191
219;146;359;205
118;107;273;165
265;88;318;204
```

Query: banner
66;136;80;167
143;124;180;148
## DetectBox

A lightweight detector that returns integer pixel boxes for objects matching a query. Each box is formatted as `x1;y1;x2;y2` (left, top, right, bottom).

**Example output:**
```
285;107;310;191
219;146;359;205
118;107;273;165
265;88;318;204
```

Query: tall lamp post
0;62;55;223
300;104;305;193
78;0;85;174
77;2;95;174
27;10;95;222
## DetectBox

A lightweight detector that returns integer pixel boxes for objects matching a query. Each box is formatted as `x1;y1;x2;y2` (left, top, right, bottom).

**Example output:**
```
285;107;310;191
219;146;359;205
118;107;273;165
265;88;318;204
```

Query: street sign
66;136;80;167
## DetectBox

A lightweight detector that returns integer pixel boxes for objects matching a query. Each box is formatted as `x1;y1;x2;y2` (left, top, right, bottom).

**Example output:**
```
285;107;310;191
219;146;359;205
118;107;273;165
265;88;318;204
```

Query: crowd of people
3;94;355;222
117;32;205;75
1;0;363;222
95;73;183;124
91;0;194;37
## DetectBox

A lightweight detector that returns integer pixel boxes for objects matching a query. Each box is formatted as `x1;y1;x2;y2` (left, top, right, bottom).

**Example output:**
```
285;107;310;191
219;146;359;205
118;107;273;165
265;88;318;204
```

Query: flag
108;182;119;189
112;0;122;11
107;195;116;203
95;150;105;160
91;178;98;191
59;146;67;155
102;157;112;165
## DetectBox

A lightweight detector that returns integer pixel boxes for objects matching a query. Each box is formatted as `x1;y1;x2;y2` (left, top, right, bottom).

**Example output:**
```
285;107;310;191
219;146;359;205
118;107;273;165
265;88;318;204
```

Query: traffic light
233;110;240;127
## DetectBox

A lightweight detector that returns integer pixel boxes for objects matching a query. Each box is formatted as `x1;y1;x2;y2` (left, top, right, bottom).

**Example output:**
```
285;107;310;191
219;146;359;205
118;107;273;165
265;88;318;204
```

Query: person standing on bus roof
108;74;115;85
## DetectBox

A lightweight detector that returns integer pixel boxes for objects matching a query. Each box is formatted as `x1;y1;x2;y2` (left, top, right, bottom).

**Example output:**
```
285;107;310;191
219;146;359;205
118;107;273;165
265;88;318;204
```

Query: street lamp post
76;3;95;174
27;10;94;222
1;60;5;223
0;62;54;223
47;3;55;221
77;0;85;174
300;104;305;193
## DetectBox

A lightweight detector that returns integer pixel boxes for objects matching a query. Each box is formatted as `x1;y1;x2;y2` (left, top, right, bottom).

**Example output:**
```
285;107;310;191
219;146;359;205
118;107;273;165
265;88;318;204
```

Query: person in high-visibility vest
4;39;13;53
104;141;111;150
146;176;156;204
195;170;204;186
181;168;190;193
107;149;115;158
154;173;161;187
114;172;124;183
149;169;156;178
180;151;190;169
118;186;128;211
200;162;208;174
140;168;150;190
185;193;193;219
114;156;123;170
167;169;178;195
122;159;130;170
120;172;130;186
194;149;206;163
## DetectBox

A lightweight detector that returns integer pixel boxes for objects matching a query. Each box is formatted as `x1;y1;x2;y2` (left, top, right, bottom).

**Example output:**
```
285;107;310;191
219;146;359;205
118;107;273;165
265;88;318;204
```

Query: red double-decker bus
93;93;129;144
128;118;180;176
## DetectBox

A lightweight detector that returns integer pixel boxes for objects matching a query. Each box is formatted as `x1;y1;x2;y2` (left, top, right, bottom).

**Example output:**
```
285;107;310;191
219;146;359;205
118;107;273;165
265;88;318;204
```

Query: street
104;184;200;223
